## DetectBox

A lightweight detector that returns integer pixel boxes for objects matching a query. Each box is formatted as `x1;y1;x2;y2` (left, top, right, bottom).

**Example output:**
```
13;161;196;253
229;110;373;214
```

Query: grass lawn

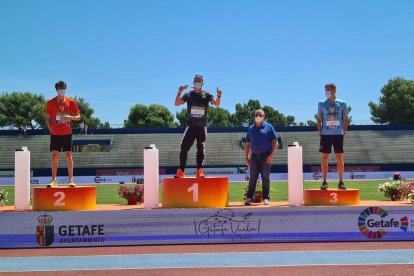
0;180;395;206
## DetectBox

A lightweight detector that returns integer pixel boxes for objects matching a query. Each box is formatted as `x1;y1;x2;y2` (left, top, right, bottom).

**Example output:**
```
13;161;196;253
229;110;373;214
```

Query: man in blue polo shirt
317;83;349;190
244;109;278;205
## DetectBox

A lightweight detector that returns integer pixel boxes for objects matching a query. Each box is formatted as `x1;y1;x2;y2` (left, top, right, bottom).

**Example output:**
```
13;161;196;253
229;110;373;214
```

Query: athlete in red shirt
45;81;81;187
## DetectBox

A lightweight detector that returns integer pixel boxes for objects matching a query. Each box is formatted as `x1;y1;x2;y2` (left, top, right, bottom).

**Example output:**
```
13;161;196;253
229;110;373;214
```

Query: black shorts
319;135;344;154
50;134;72;152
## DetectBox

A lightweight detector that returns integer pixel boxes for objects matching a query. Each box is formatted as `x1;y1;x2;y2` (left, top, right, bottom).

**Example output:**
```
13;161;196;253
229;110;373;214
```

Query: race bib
190;106;206;118
326;119;340;128
56;113;69;125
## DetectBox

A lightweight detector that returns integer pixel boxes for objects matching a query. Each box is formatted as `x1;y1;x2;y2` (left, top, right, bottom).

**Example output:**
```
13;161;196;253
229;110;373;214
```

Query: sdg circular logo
358;207;408;239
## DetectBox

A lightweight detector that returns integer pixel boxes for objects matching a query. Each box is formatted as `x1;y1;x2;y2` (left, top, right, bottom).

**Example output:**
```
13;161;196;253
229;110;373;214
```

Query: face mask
193;82;202;89
325;90;331;99
255;116;264;123
57;89;66;97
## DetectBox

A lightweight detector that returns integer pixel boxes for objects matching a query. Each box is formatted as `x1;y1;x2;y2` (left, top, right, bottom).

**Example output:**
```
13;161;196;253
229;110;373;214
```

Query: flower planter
243;183;263;203
378;180;414;202
254;192;263;203
126;194;137;205
118;185;144;205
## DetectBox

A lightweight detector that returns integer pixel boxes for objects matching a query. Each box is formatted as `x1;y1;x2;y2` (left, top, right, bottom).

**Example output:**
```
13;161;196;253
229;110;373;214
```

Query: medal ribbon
329;100;336;114
58;97;66;113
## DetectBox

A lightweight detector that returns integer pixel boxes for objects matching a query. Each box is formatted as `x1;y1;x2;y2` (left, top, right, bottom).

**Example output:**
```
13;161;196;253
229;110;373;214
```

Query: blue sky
1;0;413;126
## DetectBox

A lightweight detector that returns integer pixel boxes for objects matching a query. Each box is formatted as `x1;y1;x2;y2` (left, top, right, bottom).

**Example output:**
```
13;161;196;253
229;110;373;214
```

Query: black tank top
181;90;213;127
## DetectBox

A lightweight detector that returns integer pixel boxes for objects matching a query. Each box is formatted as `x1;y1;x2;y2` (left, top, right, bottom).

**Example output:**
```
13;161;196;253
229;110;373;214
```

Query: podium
162;177;229;208
32;187;96;211
15;148;31;211
304;189;360;206
287;143;303;206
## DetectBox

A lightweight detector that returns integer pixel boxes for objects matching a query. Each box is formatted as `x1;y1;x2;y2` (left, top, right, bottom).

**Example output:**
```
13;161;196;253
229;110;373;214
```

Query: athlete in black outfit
174;75;222;178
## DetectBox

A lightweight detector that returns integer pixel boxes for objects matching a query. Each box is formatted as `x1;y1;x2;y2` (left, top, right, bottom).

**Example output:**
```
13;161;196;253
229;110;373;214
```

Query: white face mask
255;116;264;123
325;90;331;99
193;82;202;89
57;89;66;97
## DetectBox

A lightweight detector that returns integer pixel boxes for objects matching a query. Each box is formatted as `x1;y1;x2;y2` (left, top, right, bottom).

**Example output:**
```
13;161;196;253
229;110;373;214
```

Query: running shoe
245;198;253;206
174;169;186;178
320;181;328;190
338;181;347;190
46;179;57;188
68;180;76;188
196;168;206;178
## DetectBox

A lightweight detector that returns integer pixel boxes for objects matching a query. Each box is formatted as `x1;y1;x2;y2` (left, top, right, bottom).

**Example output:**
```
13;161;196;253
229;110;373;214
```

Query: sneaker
245;198;253;206
68;180;76;188
263;199;270;205
196;168;206;178
338;181;347;190
320;181;328;190
174;169;186;178
46;179;58;188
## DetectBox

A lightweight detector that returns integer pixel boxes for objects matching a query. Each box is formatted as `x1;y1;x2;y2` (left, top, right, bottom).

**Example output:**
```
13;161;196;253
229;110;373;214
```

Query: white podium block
288;142;303;206
144;144;159;208
15;148;31;211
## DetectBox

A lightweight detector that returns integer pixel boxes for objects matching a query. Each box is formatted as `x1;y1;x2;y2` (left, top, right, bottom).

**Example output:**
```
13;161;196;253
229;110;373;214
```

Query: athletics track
1;241;413;275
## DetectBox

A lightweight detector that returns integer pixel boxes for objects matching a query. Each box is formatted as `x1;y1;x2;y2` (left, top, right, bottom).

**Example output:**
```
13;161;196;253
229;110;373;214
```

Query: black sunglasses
255;114;263;118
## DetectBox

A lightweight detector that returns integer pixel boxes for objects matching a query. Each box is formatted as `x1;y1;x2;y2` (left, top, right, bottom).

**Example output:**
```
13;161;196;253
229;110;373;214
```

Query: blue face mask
193;82;202;89
325;90;331;99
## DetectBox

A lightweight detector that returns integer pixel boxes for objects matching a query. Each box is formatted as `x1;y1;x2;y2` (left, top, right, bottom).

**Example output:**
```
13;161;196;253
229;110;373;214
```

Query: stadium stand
1;127;414;171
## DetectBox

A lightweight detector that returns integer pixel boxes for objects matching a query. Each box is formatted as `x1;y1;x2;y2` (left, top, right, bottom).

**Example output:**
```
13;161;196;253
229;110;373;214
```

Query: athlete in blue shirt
244;109;278;205
317;83;349;190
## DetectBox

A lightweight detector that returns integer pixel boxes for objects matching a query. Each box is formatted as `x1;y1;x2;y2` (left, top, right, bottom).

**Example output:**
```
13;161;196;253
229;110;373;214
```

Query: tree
176;108;187;127
124;103;175;128
175;107;233;127
0;92;46;129
74;96;102;129
261;105;297;126
233;99;261;126
369;77;414;124
98;121;111;129
346;106;352;125
208;107;233;127
285;115;296;126
262;105;287;126
232;100;299;127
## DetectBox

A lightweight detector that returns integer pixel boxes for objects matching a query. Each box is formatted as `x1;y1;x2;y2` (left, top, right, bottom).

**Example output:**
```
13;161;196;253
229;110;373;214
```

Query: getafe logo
194;208;261;241
358;207;408;239
36;214;54;246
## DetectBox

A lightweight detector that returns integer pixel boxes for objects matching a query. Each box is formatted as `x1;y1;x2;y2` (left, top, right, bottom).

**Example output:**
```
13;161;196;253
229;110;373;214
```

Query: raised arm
210;87;222;107
175;85;188;106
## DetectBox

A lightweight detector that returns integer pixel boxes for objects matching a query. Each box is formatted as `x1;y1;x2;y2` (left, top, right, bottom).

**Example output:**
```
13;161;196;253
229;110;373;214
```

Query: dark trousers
247;152;271;200
179;126;207;170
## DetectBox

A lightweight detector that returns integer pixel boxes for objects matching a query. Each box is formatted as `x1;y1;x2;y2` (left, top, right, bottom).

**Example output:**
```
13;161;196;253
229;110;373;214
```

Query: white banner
0;206;413;248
